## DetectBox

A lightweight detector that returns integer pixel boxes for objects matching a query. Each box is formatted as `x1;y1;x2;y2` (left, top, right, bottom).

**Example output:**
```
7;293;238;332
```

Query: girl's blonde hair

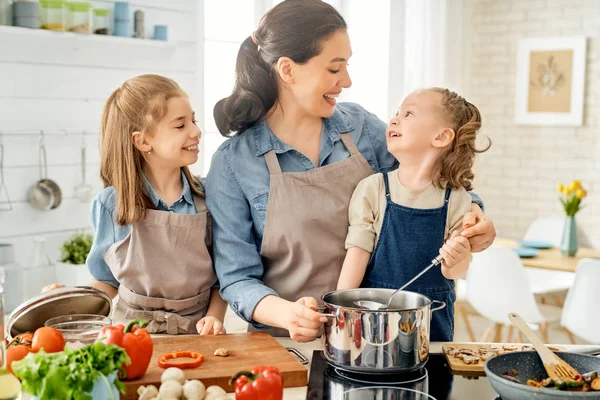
100;74;204;226
428;88;491;191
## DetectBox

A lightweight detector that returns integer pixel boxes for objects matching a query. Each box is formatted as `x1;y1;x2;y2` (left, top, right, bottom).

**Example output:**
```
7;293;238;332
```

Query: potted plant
55;233;94;286
557;180;588;257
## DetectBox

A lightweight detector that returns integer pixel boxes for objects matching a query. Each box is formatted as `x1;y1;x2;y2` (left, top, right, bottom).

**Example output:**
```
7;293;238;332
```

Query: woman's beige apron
257;133;373;336
104;194;216;334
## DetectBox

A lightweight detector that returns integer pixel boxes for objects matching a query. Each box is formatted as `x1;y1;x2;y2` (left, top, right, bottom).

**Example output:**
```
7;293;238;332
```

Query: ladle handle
397;255;443;292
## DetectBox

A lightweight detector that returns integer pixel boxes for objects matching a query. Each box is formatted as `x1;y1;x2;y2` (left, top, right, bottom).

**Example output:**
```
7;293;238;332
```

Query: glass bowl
44;314;112;345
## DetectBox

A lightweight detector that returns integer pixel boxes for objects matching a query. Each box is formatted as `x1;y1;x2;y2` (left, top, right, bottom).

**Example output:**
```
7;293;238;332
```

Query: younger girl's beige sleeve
446;188;474;240
345;174;383;253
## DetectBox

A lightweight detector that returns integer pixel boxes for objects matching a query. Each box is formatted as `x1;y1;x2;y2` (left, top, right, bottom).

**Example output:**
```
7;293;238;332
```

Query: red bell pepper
158;351;205;369
231;366;284;400
97;319;153;380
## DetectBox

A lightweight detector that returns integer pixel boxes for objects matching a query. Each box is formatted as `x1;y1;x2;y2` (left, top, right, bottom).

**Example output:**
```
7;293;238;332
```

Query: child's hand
440;231;471;269
196;316;226;335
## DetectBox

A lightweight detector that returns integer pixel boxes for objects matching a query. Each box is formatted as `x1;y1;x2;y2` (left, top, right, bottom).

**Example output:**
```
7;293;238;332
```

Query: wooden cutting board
121;332;307;399
442;342;566;374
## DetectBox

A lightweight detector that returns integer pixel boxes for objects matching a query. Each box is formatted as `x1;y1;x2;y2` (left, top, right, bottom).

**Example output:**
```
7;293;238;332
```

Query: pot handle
318;307;337;321
430;300;446;313
285;347;309;365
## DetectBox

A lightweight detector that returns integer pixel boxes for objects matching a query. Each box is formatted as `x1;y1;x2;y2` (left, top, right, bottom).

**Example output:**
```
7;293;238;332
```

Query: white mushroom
204;385;227;400
137;385;159;400
462;355;480;364
183;379;206;400
213;348;229;357
158;380;183;399
161;367;186;385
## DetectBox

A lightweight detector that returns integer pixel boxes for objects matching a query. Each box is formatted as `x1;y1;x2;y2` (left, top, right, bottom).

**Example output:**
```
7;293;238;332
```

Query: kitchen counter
275;340;599;400
16;340;597;400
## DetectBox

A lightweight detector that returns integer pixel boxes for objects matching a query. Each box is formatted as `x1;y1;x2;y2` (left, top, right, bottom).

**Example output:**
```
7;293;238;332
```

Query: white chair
454;278;476;342
561;258;600;344
465;246;562;343
522;218;576;296
523;217;565;246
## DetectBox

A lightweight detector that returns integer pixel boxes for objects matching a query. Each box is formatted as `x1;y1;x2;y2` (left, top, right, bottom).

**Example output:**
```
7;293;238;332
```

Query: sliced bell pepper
158;351;204;369
231;366;284;400
97;319;153;380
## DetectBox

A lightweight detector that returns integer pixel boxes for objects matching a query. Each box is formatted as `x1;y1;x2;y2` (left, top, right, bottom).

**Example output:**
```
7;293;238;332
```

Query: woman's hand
461;203;496;252
285;297;327;343
196;316;226;335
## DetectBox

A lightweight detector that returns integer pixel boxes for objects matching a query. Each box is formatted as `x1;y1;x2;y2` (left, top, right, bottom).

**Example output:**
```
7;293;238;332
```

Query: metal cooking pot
321;288;445;374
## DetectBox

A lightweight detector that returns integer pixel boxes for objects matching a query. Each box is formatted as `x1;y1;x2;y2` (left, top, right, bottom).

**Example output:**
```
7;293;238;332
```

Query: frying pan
485;351;600;399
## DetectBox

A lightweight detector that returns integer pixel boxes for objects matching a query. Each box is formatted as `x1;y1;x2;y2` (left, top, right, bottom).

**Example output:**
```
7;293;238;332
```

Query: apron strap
339;133;360;156
124;309;191;335
382;172;391;198
264;150;282;174
192;193;204;212
443;187;452;204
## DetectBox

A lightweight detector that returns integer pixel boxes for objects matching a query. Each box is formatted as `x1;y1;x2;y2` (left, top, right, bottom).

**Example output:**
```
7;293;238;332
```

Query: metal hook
39;131;48;180
0;130;12;211
39;129;46;147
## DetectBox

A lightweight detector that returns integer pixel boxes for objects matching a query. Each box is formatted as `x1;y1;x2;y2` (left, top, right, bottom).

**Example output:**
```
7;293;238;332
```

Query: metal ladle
353;255;443;310
74;132;93;203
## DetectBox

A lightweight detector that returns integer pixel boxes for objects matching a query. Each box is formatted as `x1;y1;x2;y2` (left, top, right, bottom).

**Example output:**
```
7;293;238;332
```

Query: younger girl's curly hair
429;88;491;191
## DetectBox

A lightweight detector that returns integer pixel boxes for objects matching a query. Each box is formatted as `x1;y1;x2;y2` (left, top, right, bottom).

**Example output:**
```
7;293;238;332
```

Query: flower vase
560;216;578;257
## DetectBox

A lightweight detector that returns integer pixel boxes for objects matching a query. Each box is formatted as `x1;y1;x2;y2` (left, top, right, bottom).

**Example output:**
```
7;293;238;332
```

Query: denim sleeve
206;149;277;330
363;108;398;173
86;198;120;288
468;191;484;211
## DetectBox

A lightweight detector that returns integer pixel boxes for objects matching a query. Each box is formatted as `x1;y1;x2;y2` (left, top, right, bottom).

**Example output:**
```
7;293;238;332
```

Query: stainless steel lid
6;286;112;340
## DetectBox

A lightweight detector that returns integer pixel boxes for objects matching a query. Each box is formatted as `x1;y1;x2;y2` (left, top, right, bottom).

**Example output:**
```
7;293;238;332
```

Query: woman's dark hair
213;0;347;136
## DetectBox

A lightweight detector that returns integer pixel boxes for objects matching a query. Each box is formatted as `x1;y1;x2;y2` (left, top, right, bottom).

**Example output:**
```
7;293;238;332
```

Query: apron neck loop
264;150;283;174
339;133;359;156
443;187;452;203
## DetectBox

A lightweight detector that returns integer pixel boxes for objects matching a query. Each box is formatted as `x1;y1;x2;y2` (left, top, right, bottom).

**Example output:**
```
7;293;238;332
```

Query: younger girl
337;88;490;341
87;74;226;335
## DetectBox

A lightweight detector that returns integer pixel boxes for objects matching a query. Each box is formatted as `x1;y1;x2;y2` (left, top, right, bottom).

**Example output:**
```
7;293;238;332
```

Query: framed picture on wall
515;36;586;126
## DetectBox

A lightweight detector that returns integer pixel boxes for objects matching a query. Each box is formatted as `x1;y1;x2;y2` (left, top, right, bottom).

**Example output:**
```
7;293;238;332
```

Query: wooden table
494;238;600;273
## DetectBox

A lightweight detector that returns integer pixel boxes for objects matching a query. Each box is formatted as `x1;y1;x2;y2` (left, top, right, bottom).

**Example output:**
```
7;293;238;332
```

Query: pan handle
430;300;446;313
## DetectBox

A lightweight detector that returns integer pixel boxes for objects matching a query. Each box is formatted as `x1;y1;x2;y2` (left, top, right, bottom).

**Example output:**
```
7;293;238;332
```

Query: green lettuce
11;341;130;400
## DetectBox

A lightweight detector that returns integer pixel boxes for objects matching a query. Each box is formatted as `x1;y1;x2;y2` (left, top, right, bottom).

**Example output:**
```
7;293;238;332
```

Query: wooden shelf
0;25;176;47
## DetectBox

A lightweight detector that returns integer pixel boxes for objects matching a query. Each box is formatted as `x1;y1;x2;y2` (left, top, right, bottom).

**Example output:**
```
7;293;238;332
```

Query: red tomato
32;327;65;353
6;345;32;374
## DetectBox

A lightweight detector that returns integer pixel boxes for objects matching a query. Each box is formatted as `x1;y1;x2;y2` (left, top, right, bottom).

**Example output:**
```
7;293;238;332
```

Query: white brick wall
463;0;600;248
0;1;201;271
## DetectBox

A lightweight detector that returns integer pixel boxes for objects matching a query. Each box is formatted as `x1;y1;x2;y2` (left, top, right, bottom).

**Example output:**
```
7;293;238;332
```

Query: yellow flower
558;183;565;194
566;183;575;195
576;189;587;199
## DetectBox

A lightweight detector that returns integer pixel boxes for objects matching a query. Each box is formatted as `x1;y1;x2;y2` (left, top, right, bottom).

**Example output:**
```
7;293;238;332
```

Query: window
201;0;257;173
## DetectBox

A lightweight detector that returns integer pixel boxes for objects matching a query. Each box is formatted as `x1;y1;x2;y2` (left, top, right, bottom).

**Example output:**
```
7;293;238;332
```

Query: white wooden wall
0;0;201;270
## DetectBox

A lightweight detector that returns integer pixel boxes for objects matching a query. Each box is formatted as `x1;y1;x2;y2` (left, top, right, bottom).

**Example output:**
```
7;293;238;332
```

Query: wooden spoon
508;312;580;380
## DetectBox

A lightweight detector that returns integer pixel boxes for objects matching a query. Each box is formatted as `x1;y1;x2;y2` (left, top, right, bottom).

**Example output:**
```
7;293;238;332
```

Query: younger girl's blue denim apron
361;172;456;341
